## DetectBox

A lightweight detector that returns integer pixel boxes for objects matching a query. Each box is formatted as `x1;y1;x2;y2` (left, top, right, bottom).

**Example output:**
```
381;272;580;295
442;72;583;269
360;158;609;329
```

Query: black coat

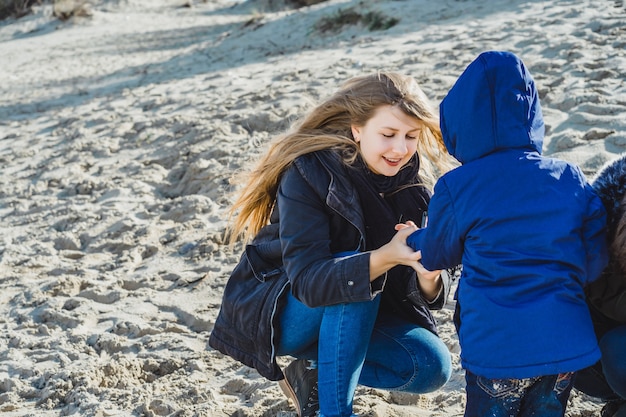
209;150;452;381
586;153;626;334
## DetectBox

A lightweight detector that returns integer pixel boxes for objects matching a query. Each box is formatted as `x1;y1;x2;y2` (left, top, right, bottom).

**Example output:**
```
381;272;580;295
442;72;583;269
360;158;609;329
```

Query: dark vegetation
1;0;398;35
315;7;399;33
1;0;89;21
0;0;43;20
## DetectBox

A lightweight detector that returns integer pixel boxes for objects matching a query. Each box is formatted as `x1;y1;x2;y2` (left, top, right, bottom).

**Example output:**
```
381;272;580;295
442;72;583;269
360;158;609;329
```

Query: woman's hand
370;221;441;269
411;250;442;301
370;225;419;279
388;221;442;301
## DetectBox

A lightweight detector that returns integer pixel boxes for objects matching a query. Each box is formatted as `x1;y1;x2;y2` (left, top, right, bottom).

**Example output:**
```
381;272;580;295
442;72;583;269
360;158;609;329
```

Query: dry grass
0;0;42;20
315;7;399;33
0;0;90;21
247;0;328;13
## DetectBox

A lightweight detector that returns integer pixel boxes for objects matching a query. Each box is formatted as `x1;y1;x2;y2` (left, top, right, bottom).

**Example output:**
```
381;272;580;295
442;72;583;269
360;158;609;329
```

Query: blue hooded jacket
407;51;609;379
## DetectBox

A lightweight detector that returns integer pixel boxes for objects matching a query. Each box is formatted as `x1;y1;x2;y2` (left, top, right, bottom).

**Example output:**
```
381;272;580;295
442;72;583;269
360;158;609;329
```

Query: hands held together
369;220;442;301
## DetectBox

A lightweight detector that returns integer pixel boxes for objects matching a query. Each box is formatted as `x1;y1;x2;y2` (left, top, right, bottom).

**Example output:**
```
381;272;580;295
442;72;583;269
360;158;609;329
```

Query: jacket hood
440;51;545;164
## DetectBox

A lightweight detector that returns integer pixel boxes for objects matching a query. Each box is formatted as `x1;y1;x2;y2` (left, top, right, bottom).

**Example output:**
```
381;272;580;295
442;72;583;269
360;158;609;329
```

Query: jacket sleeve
277;164;379;308
406;177;464;271
586;264;626;323
583;183;610;284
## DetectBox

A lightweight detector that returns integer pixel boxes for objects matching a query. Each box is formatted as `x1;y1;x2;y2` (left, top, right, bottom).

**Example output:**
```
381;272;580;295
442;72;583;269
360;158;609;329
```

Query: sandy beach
0;0;625;415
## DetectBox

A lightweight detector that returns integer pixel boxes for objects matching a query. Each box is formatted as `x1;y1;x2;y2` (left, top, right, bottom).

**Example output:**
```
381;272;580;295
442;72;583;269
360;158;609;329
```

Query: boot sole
279;378;303;417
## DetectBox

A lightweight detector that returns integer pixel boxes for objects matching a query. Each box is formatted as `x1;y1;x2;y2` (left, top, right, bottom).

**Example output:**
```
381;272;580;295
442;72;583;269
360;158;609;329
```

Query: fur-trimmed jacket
587;153;626;328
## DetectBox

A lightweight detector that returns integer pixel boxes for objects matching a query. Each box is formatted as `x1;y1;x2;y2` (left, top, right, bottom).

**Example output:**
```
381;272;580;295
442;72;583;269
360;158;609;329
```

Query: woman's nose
391;138;408;154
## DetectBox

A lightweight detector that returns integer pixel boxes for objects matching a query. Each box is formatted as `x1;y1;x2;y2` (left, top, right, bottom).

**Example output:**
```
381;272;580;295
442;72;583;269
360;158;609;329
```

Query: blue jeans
276;292;451;417
575;324;626;401
464;370;575;417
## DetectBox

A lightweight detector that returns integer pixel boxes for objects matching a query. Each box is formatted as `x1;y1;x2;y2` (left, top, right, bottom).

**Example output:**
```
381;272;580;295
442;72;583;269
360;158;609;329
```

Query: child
403;51;609;416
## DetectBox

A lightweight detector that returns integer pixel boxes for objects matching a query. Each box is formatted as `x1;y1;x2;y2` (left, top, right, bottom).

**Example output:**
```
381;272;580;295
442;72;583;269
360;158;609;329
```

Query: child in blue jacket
403;51;609;416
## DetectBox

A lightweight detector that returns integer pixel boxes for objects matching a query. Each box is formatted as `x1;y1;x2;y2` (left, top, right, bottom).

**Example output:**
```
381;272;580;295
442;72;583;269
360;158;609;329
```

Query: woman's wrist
418;273;442;302
368;245;395;281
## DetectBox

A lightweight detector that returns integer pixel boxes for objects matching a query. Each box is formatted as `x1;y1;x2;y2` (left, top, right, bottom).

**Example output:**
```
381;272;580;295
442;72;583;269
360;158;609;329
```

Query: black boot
601;399;626;417
279;359;319;417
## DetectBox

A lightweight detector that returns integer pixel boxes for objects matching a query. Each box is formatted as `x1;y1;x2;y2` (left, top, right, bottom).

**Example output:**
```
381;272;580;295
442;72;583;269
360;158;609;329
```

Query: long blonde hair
228;71;454;244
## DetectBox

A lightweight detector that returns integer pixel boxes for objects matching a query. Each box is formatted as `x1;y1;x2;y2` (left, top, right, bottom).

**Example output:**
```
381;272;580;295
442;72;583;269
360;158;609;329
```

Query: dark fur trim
592;154;626;274
592;153;626;236
612;194;626;274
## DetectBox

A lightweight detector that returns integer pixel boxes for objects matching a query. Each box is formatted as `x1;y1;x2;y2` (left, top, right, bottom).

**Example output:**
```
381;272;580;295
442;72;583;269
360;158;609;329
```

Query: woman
209;72;456;417
575;154;626;417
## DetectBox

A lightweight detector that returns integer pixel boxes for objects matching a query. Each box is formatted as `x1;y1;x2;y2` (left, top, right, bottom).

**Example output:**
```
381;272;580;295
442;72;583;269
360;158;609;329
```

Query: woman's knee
424;340;452;390
404;333;452;393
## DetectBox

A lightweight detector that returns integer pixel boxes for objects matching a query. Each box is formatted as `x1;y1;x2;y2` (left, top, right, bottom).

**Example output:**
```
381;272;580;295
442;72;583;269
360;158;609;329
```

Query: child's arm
405;178;464;271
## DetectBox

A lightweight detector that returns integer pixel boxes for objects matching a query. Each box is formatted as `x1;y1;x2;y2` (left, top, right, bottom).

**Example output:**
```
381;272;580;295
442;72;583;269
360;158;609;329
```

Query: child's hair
228;71;454;244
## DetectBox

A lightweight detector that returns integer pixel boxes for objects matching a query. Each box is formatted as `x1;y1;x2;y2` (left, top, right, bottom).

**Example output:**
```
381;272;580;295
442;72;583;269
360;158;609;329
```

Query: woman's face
351;105;421;177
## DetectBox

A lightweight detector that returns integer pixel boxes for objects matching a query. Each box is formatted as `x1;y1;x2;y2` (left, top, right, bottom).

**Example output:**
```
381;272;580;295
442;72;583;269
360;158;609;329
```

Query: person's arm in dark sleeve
278;165;376;308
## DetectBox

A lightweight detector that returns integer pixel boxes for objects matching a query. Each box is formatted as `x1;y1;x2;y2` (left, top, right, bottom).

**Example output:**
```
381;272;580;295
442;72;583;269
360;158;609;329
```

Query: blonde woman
209;72;456;417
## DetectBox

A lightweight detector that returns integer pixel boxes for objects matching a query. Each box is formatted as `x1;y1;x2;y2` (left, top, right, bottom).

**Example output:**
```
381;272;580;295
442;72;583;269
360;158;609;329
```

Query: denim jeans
575;324;626;401
464;370;575;417
276;291;451;417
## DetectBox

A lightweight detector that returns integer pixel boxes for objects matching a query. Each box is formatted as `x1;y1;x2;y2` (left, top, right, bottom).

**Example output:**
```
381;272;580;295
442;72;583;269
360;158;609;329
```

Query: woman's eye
382;133;394;138
406;135;417;140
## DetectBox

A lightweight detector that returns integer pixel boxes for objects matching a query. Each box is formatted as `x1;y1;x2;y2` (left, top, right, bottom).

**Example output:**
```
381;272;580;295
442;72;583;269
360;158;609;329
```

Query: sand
0;0;625;415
